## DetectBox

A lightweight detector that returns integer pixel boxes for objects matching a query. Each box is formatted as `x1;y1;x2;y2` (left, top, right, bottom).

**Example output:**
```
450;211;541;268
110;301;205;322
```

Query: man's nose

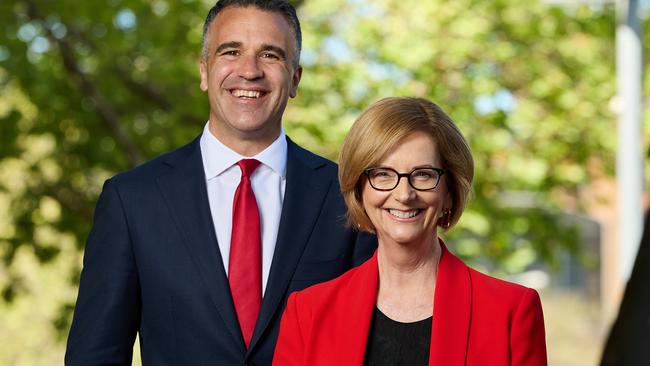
238;54;263;80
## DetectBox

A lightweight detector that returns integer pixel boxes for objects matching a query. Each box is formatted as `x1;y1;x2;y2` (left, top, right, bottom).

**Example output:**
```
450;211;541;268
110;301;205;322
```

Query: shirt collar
200;122;287;180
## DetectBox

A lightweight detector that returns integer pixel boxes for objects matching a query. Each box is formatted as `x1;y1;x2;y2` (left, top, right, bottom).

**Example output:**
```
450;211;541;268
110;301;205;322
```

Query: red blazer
273;243;547;365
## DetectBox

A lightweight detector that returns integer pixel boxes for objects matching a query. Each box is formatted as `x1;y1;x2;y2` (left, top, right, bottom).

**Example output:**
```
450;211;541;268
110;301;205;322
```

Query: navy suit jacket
65;136;376;365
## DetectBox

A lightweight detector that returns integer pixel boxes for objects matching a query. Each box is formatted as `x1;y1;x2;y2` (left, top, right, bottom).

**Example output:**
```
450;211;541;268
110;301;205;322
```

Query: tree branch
25;1;144;167
113;68;204;126
45;187;95;222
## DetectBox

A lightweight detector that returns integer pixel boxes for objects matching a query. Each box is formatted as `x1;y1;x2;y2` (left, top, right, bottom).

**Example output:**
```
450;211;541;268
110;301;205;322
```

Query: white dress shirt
199;123;287;295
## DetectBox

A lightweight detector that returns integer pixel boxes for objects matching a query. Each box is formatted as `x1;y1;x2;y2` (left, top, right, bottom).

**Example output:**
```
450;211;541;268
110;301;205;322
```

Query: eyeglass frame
363;167;447;192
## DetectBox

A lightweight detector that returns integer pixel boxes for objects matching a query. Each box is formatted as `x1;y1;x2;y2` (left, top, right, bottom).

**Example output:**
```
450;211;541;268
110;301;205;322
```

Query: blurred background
1;0;649;364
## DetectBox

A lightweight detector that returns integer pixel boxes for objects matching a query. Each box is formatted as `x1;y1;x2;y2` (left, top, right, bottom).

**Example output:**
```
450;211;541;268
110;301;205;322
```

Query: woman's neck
376;235;441;322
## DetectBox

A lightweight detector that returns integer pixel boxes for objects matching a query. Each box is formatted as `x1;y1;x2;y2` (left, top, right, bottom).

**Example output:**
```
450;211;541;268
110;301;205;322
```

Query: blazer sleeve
510;288;548;366
65;178;140;365
273;291;308;366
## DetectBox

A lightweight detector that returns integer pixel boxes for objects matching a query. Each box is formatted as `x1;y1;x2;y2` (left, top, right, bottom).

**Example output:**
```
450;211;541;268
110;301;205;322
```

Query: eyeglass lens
366;168;442;191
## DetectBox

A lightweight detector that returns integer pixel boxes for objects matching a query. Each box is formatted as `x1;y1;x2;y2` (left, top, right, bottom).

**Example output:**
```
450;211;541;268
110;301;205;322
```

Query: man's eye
221;50;239;56
261;52;279;59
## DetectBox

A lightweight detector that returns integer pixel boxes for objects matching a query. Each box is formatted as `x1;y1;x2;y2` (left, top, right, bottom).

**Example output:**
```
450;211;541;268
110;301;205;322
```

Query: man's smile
230;89;268;99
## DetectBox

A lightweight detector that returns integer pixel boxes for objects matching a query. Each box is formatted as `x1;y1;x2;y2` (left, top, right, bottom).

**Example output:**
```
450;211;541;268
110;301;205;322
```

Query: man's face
199;6;302;153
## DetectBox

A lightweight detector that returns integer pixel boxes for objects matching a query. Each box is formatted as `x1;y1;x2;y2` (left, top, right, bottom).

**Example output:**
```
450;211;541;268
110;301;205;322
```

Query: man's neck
208;121;281;157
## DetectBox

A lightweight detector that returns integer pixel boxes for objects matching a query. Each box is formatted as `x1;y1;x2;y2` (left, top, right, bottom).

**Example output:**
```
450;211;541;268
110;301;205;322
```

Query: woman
273;97;547;366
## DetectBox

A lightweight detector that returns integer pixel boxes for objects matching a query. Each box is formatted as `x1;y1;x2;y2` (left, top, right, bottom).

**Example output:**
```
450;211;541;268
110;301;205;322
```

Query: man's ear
289;65;302;98
199;60;208;92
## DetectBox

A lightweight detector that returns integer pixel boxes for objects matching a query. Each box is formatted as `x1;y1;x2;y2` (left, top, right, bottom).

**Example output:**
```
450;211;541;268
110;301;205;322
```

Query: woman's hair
338;97;474;232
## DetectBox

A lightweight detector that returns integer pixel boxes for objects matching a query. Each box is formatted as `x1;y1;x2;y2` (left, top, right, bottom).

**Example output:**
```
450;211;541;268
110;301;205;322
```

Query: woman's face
361;131;450;247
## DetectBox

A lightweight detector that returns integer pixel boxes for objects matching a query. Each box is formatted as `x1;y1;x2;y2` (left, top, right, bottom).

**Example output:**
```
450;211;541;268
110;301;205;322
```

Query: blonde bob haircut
338;97;474;233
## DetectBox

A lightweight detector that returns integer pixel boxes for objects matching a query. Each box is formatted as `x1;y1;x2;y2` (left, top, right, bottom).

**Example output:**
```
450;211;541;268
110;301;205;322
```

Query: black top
363;306;432;366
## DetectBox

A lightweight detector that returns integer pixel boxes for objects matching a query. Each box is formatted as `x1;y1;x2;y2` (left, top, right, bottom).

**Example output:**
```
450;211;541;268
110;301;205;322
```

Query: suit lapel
156;137;245;353
248;138;334;352
334;253;379;364
326;243;471;365
429;243;471;366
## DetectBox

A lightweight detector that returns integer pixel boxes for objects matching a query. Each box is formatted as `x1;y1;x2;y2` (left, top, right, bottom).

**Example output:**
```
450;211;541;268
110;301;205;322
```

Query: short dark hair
201;0;302;66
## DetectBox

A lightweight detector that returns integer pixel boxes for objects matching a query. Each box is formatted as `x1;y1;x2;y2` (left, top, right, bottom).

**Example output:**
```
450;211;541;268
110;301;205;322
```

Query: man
601;211;650;365
65;1;375;364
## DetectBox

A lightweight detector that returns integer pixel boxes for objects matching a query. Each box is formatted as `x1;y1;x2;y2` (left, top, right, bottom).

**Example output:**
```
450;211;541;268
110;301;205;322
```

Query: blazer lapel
248;138;336;352
156;137;245;353
429;243;472;366
334;252;379;364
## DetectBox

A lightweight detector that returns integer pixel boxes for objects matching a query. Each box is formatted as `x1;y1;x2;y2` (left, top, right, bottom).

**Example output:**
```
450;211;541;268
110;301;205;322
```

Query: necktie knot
237;159;261;178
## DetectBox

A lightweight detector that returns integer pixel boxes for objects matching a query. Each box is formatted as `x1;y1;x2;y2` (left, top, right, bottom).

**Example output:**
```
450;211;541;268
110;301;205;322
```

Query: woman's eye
371;170;395;180
413;171;434;179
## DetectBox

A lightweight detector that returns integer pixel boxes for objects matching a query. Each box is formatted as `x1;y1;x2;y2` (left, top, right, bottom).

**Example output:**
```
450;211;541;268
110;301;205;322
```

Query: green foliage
291;0;616;274
0;0;634;360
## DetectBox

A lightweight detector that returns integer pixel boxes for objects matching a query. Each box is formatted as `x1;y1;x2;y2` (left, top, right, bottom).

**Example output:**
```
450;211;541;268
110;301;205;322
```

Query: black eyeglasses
364;167;447;191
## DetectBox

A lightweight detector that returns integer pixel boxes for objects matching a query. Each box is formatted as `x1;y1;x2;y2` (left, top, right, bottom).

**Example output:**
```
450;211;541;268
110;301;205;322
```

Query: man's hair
201;0;302;67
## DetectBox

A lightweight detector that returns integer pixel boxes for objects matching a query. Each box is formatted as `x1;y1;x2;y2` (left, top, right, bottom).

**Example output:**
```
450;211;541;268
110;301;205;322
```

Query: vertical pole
616;0;643;287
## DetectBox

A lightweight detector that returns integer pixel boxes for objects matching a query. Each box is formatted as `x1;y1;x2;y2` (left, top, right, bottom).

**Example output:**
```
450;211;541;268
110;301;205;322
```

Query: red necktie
229;159;262;348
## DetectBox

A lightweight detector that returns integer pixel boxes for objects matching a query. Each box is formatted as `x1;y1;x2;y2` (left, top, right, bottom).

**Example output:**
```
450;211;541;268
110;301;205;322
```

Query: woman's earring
440;208;452;229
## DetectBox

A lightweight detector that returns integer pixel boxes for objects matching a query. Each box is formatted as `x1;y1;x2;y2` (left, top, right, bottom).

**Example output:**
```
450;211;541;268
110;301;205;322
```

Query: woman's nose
392;177;416;203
